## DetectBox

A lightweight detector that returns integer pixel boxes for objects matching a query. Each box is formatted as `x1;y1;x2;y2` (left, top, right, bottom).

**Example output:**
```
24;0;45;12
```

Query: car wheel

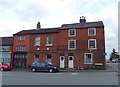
32;68;36;72
0;68;3;71
49;69;53;73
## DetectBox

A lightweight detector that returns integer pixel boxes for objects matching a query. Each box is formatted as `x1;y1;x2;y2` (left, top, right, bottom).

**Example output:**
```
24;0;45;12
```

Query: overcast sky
0;0;119;59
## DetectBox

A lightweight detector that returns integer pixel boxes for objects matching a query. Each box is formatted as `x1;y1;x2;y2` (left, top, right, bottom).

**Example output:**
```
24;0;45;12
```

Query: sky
0;0;119;59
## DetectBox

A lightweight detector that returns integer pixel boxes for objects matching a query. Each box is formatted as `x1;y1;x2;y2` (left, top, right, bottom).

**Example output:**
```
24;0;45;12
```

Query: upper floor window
68;40;76;50
84;53;93;64
88;28;96;36
68;29;76;37
88;39;97;49
35;36;40;46
16;46;25;51
0;46;9;51
46;36;52;46
18;36;25;41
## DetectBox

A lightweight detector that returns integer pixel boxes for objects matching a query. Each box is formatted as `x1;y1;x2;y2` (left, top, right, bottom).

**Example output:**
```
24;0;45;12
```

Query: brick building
0;37;13;65
13;16;105;69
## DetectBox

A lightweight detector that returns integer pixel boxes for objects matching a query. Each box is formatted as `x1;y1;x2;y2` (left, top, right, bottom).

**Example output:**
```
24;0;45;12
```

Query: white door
60;56;65;68
68;56;74;68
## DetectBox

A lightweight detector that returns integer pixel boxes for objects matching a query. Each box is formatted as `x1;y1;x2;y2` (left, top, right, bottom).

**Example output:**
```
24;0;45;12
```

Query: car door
41;63;49;71
36;63;42;71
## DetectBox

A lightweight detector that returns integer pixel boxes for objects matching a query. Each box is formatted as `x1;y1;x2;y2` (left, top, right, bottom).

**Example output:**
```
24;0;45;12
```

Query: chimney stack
79;16;86;23
37;22;41;29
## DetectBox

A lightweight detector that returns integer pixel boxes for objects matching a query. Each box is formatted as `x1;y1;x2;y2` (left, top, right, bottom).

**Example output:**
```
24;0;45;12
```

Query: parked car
0;62;12;71
31;62;59;73
112;59;117;63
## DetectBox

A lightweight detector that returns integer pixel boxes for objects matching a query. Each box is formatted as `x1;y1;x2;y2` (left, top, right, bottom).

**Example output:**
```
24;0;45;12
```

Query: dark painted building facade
0;37;13;65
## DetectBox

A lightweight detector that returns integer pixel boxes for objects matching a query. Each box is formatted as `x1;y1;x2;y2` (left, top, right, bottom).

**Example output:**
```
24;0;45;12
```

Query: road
2;70;118;85
106;63;118;71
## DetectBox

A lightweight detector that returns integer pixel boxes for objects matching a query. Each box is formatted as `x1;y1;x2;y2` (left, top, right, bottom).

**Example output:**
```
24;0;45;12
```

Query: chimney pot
79;16;86;23
37;22;41;29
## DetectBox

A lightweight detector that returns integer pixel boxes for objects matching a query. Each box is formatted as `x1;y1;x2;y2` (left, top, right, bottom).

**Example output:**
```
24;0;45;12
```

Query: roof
14;28;59;35
14;21;104;35
0;37;13;46
60;21;104;29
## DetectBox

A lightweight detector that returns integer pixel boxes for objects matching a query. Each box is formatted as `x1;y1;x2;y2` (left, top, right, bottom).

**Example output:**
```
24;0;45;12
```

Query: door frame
68;56;74;68
60;56;65;68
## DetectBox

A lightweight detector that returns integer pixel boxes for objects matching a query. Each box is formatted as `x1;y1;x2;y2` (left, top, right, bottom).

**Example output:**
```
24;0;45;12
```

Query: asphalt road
2;70;118;85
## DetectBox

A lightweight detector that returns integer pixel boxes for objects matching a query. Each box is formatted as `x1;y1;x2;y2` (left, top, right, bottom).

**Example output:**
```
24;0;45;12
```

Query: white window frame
84;53;93;64
34;36;40;46
68;40;76;50
88;28;96;36
68;29;76;37
46;36;52;46
88;39;97;49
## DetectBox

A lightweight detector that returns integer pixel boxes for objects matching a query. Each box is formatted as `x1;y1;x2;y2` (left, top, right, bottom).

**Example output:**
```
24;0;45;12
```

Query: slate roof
14;28;59;35
0;37;13;46
14;21;104;35
60;21;104;29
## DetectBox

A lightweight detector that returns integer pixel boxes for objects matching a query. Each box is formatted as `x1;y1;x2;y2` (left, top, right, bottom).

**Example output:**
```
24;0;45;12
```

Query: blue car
31;62;59;73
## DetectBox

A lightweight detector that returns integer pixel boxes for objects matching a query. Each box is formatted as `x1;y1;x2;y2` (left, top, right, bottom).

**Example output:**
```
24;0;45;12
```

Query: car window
36;63;42;66
41;63;46;66
2;63;8;65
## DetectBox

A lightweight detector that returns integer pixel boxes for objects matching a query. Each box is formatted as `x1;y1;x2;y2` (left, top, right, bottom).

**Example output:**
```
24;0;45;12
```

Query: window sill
84;63;93;64
68;48;76;50
34;45;40;47
88;48;97;50
45;44;53;46
88;34;96;36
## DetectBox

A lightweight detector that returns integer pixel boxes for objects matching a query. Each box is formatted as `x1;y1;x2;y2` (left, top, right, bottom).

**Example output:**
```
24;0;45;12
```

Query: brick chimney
79;16;86;23
37;22;41;29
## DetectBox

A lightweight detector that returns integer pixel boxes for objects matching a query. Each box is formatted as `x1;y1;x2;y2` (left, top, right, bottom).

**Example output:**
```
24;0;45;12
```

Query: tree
109;48;118;61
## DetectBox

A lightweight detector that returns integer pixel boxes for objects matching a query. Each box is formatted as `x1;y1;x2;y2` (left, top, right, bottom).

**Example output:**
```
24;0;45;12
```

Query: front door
68;56;74;68
60;56;65;68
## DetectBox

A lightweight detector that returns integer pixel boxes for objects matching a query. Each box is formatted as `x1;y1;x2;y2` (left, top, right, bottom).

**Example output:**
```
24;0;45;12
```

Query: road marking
71;73;78;75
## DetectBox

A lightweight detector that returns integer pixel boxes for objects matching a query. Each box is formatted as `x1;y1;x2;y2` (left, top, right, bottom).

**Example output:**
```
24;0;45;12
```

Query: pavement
11;63;119;72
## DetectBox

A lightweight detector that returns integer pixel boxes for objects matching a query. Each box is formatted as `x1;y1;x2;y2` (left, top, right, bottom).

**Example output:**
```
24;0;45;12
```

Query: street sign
102;53;107;56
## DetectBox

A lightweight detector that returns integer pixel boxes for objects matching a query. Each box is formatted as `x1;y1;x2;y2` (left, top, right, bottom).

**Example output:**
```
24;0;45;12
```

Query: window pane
0;46;9;51
35;36;40;45
46;54;52;63
69;29;76;36
16;46;25;51
89;28;96;35
85;54;92;63
69;40;76;49
47;36;52;45
89;39;96;49
18;36;25;40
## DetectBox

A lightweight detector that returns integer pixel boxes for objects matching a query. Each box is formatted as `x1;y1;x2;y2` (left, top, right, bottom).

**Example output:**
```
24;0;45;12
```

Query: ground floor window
46;54;52;64
0;52;11;65
34;54;39;63
84;53;93;64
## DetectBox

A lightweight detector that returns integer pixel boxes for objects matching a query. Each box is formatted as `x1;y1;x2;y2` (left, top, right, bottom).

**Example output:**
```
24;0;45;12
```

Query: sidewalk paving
11;68;117;72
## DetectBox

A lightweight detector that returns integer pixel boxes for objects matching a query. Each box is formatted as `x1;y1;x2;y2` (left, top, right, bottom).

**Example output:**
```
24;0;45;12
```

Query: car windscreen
2;63;8;65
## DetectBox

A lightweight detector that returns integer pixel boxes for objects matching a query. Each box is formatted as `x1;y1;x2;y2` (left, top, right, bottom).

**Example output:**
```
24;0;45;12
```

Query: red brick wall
13;27;105;69
13;35;31;52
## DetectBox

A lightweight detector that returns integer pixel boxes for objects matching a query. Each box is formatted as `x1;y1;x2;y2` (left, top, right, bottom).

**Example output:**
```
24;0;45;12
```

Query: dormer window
68;29;76;37
88;28;96;36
